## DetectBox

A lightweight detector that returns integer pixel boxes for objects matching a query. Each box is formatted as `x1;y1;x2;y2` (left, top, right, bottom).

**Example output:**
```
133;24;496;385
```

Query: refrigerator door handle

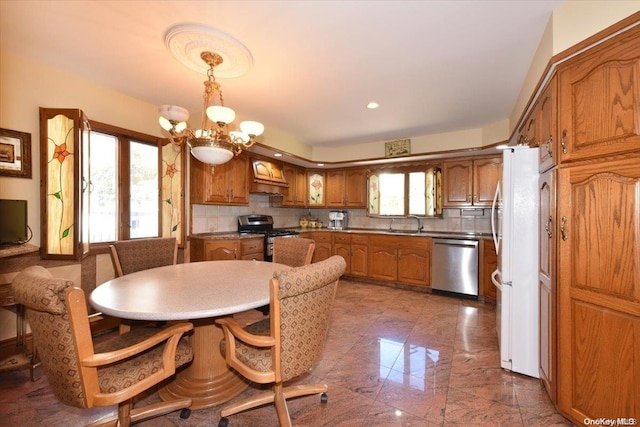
491;182;501;255
491;268;502;290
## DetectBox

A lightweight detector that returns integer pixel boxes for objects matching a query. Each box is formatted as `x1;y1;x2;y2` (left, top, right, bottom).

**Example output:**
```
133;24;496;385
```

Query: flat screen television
0;199;28;245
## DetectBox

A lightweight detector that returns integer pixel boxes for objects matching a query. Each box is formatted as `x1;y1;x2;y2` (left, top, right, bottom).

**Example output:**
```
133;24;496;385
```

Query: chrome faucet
409;215;423;233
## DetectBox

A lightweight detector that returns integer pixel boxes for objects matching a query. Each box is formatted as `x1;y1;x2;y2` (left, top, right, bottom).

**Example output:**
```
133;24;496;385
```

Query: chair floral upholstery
216;255;346;427
12;265;194;427
110;237;178;277
272;236;315;267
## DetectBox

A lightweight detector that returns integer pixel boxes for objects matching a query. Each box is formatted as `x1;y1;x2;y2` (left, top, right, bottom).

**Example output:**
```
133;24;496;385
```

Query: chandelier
158;51;264;166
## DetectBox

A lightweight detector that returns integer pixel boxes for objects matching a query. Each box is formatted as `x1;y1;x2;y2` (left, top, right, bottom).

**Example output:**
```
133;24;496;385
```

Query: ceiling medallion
164;23;253;78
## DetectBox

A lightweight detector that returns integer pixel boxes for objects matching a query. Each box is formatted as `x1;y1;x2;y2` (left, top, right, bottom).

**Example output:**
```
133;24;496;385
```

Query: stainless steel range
237;215;299;261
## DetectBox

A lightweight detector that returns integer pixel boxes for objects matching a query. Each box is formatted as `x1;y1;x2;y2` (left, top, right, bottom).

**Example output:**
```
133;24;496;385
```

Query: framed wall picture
384;138;411;158
0;128;32;178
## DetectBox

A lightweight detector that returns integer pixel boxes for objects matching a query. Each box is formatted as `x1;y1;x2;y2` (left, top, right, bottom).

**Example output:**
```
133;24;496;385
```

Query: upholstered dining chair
110;237;178;333
12;265;194;427
272;236;315;267
216;255;346;427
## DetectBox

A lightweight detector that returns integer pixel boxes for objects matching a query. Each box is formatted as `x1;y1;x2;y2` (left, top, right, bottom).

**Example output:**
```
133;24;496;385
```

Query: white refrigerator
490;145;540;378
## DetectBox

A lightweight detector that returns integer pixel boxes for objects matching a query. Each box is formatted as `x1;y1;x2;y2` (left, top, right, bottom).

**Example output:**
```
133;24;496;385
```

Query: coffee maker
328;210;348;230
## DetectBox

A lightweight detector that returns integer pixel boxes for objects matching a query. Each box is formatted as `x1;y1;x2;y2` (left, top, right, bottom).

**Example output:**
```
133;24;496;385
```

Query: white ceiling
0;1;562;151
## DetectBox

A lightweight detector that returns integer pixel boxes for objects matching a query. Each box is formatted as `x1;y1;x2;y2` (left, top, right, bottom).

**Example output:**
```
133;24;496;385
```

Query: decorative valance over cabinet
39;107;90;260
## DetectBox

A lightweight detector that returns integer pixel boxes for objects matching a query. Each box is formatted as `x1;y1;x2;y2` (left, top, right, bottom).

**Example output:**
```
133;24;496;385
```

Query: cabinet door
325;170;346;207
350;244;368;277
283;164;306;207
518;109;537;147
205;240;239;260
538;168;556;403
473;157;501;206
557;156;640;421
397;243;430;286
228;155;249;204
308;172;325;207
334;243;351;273
369;246;397;281
443;160;473;207
345;169;367;208
538;78;557;172
240;237;264;261
558;27;640;163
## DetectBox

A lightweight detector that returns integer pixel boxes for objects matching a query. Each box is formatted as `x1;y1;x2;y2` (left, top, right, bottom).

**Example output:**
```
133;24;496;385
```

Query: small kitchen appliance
328;210;348;230
237;215;299;261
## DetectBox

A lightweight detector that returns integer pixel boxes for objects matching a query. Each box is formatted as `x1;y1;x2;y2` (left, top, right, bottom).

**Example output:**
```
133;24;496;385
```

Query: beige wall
510;1;640;135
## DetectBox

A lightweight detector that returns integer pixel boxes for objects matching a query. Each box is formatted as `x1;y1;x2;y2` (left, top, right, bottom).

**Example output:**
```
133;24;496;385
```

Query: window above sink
368;166;442;218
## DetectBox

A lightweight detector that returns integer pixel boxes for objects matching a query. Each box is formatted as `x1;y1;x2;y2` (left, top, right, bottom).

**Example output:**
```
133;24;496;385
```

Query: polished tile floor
0;279;572;426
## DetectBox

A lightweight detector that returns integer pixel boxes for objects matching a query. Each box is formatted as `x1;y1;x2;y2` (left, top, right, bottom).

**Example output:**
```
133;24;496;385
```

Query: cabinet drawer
308;232;332;242
240;238;263;255
333;234;351;244
351;234;369;244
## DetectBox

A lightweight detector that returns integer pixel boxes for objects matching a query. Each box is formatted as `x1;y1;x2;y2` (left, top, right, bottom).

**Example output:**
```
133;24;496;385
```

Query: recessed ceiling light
316;163;324;167
366;102;379;109
274;153;282;157
496;144;510;150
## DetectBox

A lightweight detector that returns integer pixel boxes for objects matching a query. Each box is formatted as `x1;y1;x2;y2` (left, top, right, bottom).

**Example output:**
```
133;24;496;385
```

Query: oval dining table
90;259;287;410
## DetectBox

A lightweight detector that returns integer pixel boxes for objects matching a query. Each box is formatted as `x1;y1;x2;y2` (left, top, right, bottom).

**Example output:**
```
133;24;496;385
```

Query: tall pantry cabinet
552;24;640;423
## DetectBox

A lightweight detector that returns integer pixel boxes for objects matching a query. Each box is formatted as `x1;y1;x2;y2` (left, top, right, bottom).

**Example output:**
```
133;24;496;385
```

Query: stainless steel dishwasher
431;238;479;297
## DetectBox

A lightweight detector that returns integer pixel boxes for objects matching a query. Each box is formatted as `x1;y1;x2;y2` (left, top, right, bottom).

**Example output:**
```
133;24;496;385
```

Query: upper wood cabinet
325;169;367;208
443;156;501;208
282;164;306;207
307;171;325;207
190;154;249;205
557;26;640;163
39;107;90;260
537;78;557;172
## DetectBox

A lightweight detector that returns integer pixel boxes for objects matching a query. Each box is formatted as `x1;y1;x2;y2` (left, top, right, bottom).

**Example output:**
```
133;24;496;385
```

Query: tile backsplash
191;194;491;234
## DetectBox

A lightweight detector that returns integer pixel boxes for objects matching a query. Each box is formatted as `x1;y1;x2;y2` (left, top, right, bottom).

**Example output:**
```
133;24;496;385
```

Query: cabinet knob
560;216;568;241
561;130;568;154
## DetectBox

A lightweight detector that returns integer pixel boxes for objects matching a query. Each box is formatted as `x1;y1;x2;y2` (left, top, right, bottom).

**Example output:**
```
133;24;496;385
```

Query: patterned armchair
110;237;178;333
12;266;194;427
216;255;346;427
272;236;315;267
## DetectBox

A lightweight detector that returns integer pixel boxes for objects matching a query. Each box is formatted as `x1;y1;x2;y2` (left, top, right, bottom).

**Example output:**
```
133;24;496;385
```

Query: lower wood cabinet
480;239;497;301
240;236;264;261
306;231;332;263
333;233;368;277
369;235;431;286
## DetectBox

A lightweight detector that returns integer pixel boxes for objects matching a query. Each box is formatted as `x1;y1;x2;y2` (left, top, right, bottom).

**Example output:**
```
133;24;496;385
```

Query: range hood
250;159;289;195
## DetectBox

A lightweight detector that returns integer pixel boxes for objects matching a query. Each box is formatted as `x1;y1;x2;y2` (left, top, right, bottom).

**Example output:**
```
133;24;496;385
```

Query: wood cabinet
557;27;640;164
240;236;264;261
557;154;640;421
325;169;367;208
307;231;332;263
480;239;497;301
537;78;557;172
282;164;307;207
539;168;557;403
308;171;325;207
190;235;264;262
442;156;501;208
39;108;90;260
190;154;250;205
333;233;368;277
369;235;431;286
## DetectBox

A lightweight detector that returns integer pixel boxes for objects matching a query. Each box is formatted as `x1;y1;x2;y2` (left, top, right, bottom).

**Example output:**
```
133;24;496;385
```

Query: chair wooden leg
85;398;191;427
220;390;276;417
282;383;328;400
118;401;131;427
273;383;292;427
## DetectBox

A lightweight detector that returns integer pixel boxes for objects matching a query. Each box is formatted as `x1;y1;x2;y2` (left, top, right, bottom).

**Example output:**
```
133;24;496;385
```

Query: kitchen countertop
191;229;492;240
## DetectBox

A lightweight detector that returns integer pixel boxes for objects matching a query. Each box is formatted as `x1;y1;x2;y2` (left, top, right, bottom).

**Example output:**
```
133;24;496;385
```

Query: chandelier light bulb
239;120;264;137
206;105;236;124
159;116;173;131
